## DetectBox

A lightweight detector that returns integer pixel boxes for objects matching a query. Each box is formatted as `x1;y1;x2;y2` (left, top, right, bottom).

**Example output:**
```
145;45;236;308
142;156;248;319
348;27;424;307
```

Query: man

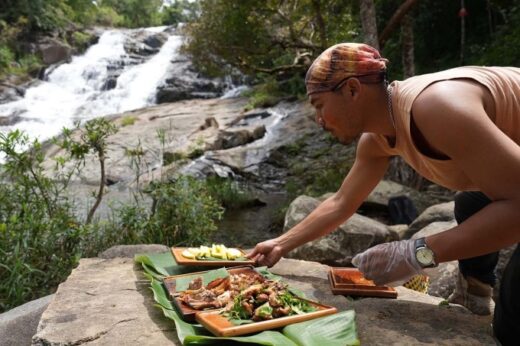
247;43;520;344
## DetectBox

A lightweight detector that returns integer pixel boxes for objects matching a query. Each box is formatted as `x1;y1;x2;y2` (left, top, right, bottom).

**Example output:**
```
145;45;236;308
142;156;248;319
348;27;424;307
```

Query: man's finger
246;248;258;259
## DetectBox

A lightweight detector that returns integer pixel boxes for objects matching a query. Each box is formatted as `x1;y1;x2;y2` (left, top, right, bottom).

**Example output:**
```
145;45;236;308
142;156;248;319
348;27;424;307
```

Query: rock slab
0;295;54;346
32;258;178;346
32;254;495;345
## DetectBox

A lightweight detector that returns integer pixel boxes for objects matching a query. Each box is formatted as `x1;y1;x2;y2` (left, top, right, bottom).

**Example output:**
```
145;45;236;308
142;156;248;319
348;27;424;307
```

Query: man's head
305;43;388;96
305;43;388;144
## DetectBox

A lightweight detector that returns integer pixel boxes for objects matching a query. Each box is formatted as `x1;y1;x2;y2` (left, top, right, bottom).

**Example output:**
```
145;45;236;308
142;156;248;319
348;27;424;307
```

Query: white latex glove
352;239;424;286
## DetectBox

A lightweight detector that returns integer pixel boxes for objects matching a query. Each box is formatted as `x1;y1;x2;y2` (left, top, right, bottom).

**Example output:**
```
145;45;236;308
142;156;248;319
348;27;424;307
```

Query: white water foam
0;29;182;142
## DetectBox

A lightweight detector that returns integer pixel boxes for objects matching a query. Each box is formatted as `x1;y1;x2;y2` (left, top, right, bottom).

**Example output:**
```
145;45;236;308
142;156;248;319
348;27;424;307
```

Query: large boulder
38;38;72;65
364;180;418;207
409;220;516;301
32;258;178;345
31;255;496;345
283;195;392;266
98;244;169;259
404;202;455;239
409;220;459;298
0;295;54;346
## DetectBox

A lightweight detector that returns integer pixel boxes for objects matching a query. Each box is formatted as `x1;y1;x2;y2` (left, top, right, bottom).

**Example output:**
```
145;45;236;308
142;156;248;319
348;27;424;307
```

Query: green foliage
94;6;124;27
204;176;257;209
149;177;223;245
0;124;230;312
120;115;137;127
183;0;357;79
243;75;306;110
0;130;80;311
97;0;163;28
163;151;186;165
70;31;94;52
0;45;15;70
472;5;520;66
161;0;200;26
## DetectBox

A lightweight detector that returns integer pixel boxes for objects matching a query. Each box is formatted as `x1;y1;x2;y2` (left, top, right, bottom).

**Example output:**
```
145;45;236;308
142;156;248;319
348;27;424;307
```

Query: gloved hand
352;239;424;286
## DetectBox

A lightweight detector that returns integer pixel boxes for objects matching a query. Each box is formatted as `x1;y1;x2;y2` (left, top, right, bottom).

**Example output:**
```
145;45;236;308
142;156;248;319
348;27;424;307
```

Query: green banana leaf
135;252;360;346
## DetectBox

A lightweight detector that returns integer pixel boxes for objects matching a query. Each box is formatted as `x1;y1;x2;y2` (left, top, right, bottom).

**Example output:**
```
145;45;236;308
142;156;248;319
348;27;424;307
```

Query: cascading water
0;27;182;142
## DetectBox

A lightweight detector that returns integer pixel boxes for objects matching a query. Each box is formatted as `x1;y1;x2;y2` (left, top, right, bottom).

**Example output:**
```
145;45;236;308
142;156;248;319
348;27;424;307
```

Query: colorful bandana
305;43;389;95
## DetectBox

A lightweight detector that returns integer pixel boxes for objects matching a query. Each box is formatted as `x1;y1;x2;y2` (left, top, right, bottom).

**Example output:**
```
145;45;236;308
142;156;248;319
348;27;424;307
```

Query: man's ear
344;78;361;99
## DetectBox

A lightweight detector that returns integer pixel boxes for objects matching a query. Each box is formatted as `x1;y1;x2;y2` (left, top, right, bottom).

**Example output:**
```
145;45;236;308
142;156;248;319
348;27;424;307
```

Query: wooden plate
328;267;397;299
196;300;337;337
163;266;263;322
171;247;255;267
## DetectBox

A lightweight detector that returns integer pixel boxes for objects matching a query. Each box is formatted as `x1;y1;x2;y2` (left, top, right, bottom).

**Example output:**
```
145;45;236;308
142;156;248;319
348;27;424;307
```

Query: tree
183;0;357;80
359;0;379;49
98;0;163;28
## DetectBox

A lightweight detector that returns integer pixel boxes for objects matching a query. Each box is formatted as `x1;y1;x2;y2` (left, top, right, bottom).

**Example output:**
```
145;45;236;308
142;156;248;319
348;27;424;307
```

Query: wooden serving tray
171;247;255;267
328;267;397;299
163;266;263;322
196;299;337;337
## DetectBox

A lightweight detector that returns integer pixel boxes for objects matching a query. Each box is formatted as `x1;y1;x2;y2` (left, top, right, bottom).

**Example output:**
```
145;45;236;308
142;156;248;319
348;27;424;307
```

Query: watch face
416;248;434;265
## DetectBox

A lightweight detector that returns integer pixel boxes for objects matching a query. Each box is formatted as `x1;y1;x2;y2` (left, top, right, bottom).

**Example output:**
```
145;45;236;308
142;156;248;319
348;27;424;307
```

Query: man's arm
275;133;390;254
412;80;520;262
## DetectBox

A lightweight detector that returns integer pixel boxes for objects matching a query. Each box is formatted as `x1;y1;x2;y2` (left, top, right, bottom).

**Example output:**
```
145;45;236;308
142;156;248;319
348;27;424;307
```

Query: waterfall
0;27;182;142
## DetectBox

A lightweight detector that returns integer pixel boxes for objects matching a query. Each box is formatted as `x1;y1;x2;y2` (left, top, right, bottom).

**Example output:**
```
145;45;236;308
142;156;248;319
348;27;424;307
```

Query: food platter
195;299;337;337
163;266;338;335
328;267;397;298
171;247;255;267
163;266;257;321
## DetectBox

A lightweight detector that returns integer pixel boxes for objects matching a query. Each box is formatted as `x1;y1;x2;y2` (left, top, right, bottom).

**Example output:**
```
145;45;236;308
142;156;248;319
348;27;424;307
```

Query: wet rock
0;115;22;126
214;126;266;150
0;83;25;104
101;77;118;91
143;34;167;49
284;195;392;265
37;38;72;65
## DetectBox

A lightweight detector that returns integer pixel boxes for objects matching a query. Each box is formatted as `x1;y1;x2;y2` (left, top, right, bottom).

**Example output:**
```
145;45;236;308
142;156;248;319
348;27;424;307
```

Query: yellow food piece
226;248;242;259
181;244;243;260
181;249;196;259
211;244;227;259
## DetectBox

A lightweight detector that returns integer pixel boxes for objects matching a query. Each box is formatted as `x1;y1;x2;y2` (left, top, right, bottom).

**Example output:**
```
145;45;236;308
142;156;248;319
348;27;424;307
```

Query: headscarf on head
305;43;389;95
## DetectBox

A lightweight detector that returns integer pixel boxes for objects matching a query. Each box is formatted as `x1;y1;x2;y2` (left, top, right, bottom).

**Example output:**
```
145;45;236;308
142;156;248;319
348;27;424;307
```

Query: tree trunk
379;0;418;49
387;9;425;189
87;153;105;224
400;13;415;79
311;0;327;50
359;0;379;49
460;0;466;65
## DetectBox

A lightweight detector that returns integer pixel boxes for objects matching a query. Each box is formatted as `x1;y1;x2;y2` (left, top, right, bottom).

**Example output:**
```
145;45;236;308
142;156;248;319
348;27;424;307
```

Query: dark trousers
454;191;520;345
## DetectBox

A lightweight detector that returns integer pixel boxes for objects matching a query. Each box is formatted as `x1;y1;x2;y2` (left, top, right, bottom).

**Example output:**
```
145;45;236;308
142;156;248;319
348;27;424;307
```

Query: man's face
308;90;362;145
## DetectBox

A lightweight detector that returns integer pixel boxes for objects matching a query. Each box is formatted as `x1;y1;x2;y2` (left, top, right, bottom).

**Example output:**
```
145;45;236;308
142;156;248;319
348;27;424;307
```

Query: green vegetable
255;302;273;319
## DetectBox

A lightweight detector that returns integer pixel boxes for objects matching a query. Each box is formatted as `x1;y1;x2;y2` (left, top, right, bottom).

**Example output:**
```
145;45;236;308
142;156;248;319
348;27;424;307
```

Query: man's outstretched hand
247;238;285;268
352;239;424;286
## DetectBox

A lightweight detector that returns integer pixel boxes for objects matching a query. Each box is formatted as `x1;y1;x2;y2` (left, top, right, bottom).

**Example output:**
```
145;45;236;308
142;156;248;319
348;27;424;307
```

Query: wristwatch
414;237;437;268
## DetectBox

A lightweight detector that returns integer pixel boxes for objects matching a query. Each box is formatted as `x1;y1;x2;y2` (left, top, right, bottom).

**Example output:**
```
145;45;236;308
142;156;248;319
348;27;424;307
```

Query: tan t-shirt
371;66;520;191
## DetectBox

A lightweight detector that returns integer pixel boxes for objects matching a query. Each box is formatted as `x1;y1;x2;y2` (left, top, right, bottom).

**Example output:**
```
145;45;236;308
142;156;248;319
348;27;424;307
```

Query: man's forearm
427;199;520;263
276;194;355;254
